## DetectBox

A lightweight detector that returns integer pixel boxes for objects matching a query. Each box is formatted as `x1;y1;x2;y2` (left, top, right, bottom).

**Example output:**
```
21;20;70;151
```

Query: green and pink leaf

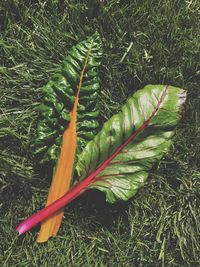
16;84;186;235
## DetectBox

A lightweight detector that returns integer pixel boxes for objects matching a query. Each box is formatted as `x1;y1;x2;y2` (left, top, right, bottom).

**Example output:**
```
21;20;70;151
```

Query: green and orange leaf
35;33;102;242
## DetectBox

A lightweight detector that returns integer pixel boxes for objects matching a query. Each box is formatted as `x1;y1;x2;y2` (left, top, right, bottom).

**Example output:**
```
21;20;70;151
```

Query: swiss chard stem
16;175;93;235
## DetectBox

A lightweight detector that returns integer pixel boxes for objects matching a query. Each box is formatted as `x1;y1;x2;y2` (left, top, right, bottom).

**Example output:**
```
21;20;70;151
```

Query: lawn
0;0;200;266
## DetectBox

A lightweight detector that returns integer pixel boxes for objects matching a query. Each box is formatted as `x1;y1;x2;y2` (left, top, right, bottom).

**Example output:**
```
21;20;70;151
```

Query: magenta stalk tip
16;224;27;235
14;174;91;236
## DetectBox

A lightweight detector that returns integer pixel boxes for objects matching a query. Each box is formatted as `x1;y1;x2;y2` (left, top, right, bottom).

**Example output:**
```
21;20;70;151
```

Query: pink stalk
16;176;92;235
16;86;168;235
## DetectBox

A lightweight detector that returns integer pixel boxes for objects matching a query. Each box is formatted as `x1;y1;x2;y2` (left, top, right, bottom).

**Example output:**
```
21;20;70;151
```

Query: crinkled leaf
35;32;102;164
35;33;102;242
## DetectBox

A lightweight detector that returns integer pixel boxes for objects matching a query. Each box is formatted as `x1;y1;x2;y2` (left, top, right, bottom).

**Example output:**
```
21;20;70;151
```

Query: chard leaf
35;33;102;242
35;32;102;164
76;84;186;203
16;84;186;235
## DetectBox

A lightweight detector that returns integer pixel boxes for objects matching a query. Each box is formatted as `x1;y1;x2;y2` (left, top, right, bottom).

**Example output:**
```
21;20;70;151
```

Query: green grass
0;0;200;266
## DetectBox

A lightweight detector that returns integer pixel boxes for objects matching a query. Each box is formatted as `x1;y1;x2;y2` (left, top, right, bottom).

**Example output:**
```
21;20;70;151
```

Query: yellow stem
36;52;90;243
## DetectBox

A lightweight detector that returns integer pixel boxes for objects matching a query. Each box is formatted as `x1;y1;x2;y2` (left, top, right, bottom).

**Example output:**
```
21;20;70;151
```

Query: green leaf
35;32;102;163
76;85;186;203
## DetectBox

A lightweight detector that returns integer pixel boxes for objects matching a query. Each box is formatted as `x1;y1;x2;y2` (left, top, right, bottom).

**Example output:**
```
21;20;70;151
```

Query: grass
0;0;200;266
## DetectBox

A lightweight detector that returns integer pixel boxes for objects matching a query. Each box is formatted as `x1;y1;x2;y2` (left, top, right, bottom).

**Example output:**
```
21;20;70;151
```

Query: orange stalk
36;56;89;243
